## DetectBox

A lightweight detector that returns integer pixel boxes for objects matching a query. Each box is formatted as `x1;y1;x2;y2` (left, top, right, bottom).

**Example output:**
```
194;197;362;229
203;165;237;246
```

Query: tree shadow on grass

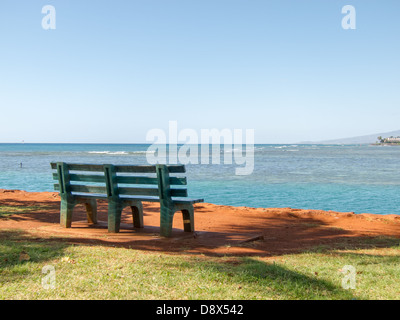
0;230;360;300
0;229;69;270
237;258;362;299
163;242;400;299
158;255;365;300
1;229;400;299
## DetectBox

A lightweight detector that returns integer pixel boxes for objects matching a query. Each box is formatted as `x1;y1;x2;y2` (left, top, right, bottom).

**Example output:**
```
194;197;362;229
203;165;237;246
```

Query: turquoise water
0;143;399;215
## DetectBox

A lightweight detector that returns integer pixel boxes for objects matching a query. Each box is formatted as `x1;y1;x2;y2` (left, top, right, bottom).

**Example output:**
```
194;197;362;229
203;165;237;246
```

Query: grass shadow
0;229;69;270
1;229;400;299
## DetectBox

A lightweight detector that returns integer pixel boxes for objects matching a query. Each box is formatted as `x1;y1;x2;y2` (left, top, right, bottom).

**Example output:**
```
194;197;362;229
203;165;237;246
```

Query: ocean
0;143;399;215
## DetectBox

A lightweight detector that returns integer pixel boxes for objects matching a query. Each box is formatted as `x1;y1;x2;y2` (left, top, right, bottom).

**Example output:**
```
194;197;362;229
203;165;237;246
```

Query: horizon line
0;142;372;145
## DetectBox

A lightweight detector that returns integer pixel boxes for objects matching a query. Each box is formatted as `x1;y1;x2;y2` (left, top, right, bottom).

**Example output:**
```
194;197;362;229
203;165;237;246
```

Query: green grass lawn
1;229;400;300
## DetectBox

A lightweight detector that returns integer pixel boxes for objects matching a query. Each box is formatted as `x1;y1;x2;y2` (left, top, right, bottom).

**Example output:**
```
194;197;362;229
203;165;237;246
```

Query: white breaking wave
87;151;128;155
87;150;155;155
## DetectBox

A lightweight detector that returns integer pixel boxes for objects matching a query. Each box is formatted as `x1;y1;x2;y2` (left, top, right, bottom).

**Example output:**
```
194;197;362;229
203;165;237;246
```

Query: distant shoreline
371;143;400;146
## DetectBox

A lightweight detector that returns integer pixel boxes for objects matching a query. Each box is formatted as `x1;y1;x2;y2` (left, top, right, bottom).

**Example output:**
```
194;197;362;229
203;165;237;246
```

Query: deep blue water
0;143;399;215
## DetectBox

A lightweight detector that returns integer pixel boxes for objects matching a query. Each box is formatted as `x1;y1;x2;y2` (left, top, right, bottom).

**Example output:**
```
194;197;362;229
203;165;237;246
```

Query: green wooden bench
50;162;204;237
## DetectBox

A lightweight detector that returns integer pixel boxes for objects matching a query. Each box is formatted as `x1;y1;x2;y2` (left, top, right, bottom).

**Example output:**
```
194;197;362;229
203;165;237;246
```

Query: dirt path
1;189;400;257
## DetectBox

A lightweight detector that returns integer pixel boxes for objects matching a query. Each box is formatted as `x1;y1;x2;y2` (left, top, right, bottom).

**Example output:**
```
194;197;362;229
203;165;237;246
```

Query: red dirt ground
1;189;400;257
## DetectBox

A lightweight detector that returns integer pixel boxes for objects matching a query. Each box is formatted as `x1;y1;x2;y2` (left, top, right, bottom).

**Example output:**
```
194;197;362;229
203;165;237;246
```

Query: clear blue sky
0;0;399;143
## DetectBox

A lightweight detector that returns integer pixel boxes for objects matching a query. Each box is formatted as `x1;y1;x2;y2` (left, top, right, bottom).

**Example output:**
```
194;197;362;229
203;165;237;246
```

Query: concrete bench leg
60;198;75;228
160;205;175;238
108;201;122;233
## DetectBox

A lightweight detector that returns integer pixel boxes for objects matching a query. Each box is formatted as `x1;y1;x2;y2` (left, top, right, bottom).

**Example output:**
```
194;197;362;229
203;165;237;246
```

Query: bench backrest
51;163;108;197
51;162;188;202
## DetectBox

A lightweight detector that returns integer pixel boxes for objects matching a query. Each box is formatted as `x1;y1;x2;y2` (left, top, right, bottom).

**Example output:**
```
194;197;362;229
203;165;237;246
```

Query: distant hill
301;130;400;145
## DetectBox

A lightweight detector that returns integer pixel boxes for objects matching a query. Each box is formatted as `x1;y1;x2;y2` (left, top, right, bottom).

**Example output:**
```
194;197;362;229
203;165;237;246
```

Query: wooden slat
119;195;160;202
68;164;104;172
50;163;104;172
117;187;186;197
114;164;185;173
54;183;108;196
115;176;186;185
118;187;187;197
167;165;186;173
116;176;159;185
118;187;160;196
53;173;105;183
114;165;156;173
170;188;188;197
69;185;107;194
54;184;187;197
51;163;186;173
70;173;105;183
170;177;187;185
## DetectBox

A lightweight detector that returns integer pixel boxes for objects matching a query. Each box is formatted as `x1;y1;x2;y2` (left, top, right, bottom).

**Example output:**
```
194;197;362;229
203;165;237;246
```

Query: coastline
371;143;400;146
1;189;400;257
